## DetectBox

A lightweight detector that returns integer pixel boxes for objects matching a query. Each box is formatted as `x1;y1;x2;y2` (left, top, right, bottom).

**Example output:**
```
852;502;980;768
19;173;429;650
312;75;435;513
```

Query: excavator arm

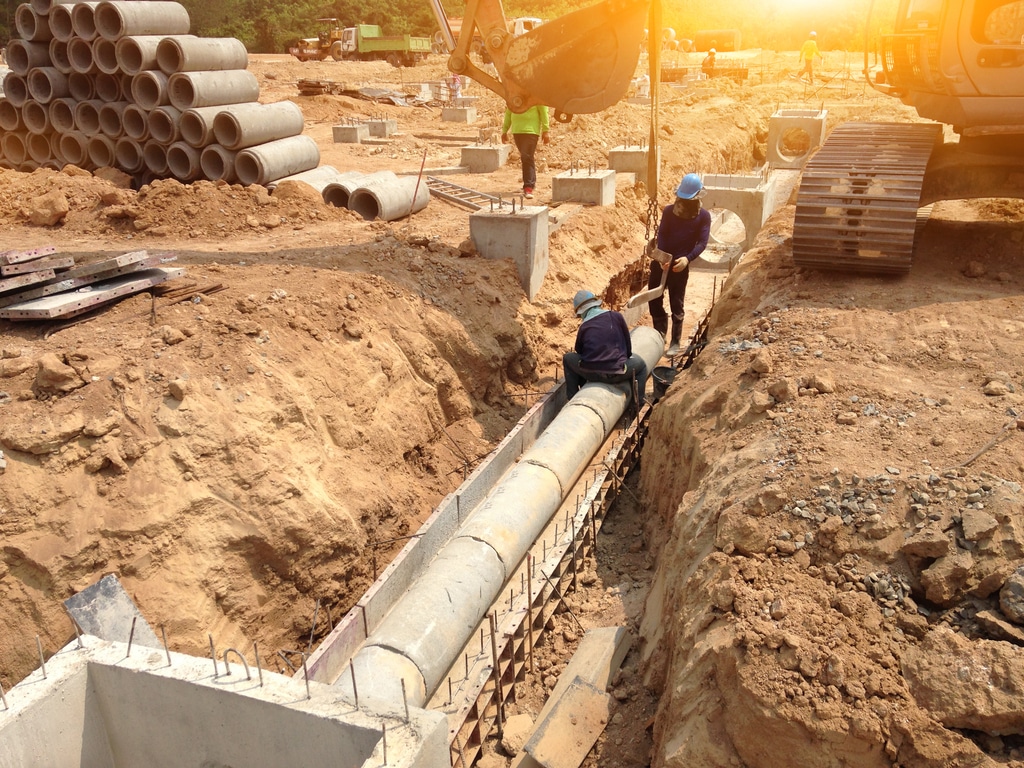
428;0;650;121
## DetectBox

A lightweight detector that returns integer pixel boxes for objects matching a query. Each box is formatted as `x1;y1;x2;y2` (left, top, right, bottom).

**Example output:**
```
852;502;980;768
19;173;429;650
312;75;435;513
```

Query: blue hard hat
572;289;601;316
675;173;703;200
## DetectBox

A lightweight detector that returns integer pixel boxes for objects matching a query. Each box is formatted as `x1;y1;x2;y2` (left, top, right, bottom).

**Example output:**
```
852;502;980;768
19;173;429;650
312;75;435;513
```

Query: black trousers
563;352;648;403
513;133;540;188
648;260;689;327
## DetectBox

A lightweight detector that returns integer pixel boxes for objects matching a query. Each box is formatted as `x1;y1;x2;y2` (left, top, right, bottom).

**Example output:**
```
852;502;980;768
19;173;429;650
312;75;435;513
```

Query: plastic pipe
91;36;119;74
200;144;238;183
117;34;192;76
59;131;90;166
48;3;77;41
130;70;170;109
115;136;144;172
349;175;430;221
88;133;116;167
212;100;303;151
122;103;149;140
47;97;77;133
2;73;29;107
166;140;202;181
71;2;101;41
266;165;352;192
74;99;104;135
26;132;53;164
156;36;248;74
336;326;665;711
68;71;96;100
27;67;69;103
22;99;51;134
68;36;99;74
0;100;24;132
323;170;397;208
98;100;129;138
168;70;259;110
179;105;228;148
148;105;181;143
143;139;168;174
94;1;191;41
234;134;320;187
6;40;51;76
16;5;53;41
94;71;121;101
2;133;29;165
48;39;72;74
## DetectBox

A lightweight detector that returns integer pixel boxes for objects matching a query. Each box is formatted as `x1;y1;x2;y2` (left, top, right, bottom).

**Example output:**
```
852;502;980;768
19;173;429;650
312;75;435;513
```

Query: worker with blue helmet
647;172;711;355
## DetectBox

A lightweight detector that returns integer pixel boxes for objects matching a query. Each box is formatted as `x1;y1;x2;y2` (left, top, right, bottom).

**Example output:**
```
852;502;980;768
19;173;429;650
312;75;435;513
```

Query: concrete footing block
551;169;616;206
442;106;476;123
608;145;659;191
366;118;397;138
332;124;368;144
470;204;549;301
767;108;827;168
702;172;779;252
452;96;478;109
461;143;511;173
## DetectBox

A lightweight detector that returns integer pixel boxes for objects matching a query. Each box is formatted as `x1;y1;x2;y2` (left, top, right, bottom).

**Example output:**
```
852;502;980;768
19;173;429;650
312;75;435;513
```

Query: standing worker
647;173;711;356
563;290;648;406
799;31;822;84
701;47;716;77
502;104;549;199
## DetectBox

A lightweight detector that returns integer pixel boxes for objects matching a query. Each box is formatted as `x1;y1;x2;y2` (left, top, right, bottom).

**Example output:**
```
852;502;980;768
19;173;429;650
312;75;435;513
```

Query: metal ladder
425;177;502;211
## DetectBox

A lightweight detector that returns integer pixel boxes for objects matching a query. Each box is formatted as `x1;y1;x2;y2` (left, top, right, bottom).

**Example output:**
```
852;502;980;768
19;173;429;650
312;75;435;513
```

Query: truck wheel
330;42;344;61
386;53;401;68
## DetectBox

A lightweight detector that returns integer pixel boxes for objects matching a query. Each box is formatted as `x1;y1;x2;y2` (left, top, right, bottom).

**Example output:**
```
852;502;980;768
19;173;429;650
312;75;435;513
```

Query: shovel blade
626;285;664;308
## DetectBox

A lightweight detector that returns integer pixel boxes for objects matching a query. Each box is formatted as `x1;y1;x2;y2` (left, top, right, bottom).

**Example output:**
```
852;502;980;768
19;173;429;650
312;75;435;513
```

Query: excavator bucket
501;0;649;116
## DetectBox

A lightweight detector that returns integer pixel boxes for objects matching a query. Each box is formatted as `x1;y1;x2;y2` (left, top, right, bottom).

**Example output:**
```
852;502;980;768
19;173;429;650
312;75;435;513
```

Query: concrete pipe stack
0;0;317;187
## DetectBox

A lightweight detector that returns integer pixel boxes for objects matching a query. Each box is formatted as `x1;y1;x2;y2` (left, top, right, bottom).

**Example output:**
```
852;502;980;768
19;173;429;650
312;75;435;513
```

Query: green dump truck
289;20;431;67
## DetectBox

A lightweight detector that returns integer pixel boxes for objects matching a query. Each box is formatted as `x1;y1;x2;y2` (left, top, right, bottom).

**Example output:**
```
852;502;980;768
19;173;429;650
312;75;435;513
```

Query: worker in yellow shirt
799;31;822;84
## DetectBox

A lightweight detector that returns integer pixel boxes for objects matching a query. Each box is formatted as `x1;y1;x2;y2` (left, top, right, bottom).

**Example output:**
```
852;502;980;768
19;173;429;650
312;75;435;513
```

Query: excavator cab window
971;0;1024;43
900;0;943;30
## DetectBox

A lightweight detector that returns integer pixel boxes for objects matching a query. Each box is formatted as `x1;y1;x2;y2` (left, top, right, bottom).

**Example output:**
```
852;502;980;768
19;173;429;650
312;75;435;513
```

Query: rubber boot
652;314;668;340
666;318;683;356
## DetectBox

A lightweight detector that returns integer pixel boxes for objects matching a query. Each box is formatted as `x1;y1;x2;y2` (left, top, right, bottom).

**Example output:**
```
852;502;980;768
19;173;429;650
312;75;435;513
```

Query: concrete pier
551;168;616;206
461;143;511;173
441;106;476;123
470;203;548;300
608;145;659;191
332;123;369;144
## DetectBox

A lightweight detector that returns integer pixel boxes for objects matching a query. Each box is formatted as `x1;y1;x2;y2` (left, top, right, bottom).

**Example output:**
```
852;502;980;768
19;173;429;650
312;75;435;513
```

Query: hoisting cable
644;0;663;246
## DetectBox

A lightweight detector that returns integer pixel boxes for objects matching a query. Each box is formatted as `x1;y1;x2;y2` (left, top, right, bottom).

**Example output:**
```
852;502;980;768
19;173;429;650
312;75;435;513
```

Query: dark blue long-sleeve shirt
574;310;632;373
657;206;711;264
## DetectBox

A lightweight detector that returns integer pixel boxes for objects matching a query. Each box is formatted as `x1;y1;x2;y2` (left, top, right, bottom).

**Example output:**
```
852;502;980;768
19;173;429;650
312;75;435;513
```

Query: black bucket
651;365;677;403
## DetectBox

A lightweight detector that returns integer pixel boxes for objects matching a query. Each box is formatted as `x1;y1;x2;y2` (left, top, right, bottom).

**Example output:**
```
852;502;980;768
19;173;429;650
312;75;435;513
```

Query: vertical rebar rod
526;554;535;672
301;654;311;700
350;660;359;709
254;642;264;687
488;612;503;731
36;636;46;679
382;724;388;765
401;678;410;723
464;653;469;680
209;634;218;677
65;609;83;649
307;598;320;655
160;625;171;666
126;616;137;657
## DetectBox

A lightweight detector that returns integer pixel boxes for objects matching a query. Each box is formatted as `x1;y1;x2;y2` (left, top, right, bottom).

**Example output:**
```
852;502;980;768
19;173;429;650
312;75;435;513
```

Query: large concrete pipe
68;71;96;101
59;131;90;166
3;73;29;107
212;101;303;151
48;39;72;74
200;144;238;183
0;101;24;132
336;325;665;711
48;3;77;41
234;134;320;187
148;104;181;143
166;140;202;181
94;1;191;41
167;70;259;110
143;139;168;174
2;133;29;166
91;36;119;74
122;103;149;140
6;40;51;76
67;37;99;74
180;105;231;148
322;170;397;208
26;132;53;164
71;2;101;41
74;99;103;135
266;165;354;193
117;34;192;75
48;97;76;133
49;130;66;165
98;100;129;138
115;136;144;173
30;0;77;14
27;67;70;103
349;175;430;222
156;36;248;73
94;71;121;101
88;133;116;167
15;5;53;41
22;100;51;134
131;70;170;109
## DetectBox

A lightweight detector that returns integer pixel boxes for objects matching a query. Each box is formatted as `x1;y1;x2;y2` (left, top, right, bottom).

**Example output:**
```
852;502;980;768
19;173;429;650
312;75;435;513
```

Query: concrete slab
441;106;477;123
332;124;369;144
366;118;397;138
470;204;548;301
461;144;511;173
608;145;659;191
523;677;610;768
64;574;162;650
551;169;615;206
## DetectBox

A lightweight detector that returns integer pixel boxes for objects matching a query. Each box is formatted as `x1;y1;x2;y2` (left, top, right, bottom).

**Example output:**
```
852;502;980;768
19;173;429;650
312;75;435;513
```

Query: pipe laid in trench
334;325;664;712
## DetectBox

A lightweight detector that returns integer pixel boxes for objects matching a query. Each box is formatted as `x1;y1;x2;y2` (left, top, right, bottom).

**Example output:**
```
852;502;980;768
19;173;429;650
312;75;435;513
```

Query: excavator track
793;122;943;274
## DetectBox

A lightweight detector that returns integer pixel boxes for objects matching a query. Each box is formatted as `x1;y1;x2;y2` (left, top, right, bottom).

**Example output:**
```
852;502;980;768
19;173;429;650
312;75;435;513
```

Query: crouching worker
563;289;648;406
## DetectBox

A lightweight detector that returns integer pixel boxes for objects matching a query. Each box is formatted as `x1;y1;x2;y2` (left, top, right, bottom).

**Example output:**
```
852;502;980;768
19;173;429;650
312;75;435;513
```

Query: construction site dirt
2;50;1024;768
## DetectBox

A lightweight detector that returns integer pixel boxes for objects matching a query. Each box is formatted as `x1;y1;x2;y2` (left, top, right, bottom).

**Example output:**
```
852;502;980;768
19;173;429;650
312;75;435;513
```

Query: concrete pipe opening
148;105;182;143
68;71;96;100
122;104;150;141
91;37;120;74
156;37;248;74
0;101;24;132
59;132;89;166
234;134;320;187
167;70;260;111
322;170;397;208
74;100;103;135
6;40;51;75
71;2;100;41
167;140;202;181
180;106;228;148
115;137;145;173
28;67;70;104
1;133;28;165
27;132;53;164
212;101;304;151
94;1;191;41
132;70;170;110
117;34;190;76
200;144;238;183
67;36;98;74
94;72;122;102
49;131;66;165
15;5;52;42
22;100;51;135
99;101;129;138
349;176;430;222
87;134;116;167
47;39;72;74
143;140;168;174
2;73;29;107
48;97;77;133
49;3;77;41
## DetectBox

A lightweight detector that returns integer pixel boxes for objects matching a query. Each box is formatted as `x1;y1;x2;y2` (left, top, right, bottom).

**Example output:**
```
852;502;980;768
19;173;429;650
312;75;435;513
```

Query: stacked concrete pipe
334;325;665;712
0;0;315;185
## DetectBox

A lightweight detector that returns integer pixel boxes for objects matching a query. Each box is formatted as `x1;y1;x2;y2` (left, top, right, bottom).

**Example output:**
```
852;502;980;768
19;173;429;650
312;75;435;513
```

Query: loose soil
2;49;1023;768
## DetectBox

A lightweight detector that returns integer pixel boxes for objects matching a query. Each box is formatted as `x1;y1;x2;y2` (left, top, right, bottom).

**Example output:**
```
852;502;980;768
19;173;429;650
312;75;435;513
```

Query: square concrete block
441;106;477;123
551;169;616;206
366;118;397;138
470;205;549;301
461;144;511;173
702;172;780;252
608;145;660;191
767;108;827;169
332;124;369;144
